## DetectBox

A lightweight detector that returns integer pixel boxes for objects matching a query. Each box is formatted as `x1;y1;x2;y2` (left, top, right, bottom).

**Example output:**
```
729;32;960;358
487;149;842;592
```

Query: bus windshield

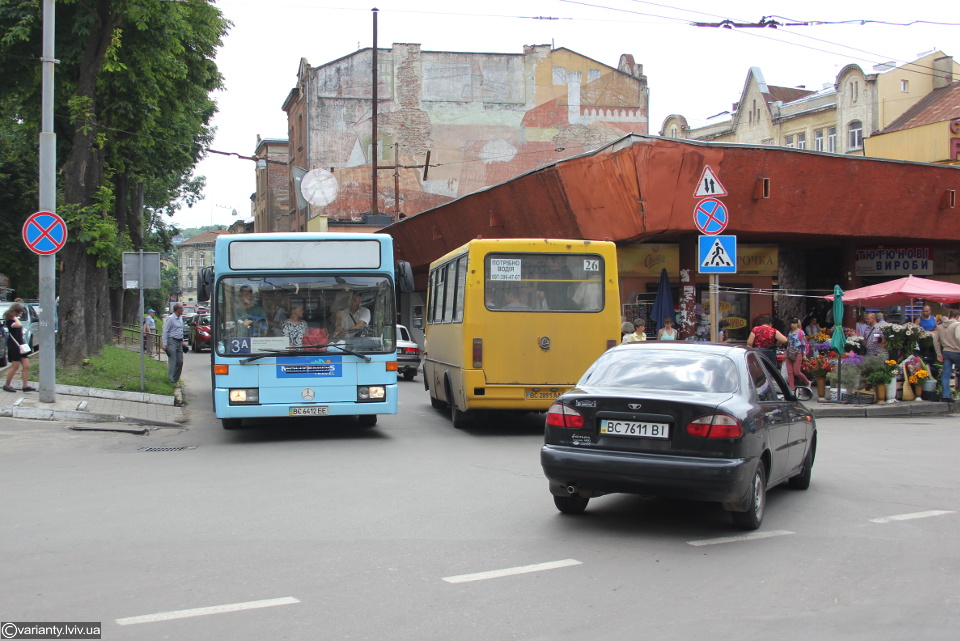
484;252;605;312
215;274;396;356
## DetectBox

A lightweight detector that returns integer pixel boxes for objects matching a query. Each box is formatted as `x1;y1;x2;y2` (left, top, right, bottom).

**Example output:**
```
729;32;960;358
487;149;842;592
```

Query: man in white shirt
334;293;371;339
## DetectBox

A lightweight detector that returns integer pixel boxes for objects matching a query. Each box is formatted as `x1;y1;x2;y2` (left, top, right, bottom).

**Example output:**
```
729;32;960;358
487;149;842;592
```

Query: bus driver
333;293;371;339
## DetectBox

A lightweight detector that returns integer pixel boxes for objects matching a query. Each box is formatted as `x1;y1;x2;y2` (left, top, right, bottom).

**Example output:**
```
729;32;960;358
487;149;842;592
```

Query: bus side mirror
197;267;213;302
395;260;414;293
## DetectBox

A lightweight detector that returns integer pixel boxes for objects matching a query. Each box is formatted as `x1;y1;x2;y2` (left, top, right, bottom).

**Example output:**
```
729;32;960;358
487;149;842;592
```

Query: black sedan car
540;342;816;530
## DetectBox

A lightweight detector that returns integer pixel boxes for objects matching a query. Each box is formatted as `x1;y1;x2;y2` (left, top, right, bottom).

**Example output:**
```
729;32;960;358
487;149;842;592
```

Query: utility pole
371;8;379;218
38;0;57;403
375;148;436;223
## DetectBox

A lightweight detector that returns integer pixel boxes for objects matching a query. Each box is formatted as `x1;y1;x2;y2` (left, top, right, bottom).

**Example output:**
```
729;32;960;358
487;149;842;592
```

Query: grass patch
37;345;176;396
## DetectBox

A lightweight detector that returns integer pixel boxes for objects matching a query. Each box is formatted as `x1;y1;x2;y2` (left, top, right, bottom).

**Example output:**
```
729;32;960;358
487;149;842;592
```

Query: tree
0;0;229;364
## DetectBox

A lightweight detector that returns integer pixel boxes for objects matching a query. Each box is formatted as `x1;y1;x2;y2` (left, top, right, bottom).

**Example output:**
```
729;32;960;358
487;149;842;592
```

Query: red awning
826;275;960;306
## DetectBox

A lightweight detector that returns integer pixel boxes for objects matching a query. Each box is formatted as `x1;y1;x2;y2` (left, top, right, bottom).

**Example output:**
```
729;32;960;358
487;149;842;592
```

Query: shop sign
736;245;778;276
617;244;679;277
855;246;933;276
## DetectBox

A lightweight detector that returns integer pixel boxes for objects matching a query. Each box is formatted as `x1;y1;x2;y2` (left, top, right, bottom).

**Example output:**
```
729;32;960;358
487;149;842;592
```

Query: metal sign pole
139;250;145;391
38;0;56;403
710;274;719;342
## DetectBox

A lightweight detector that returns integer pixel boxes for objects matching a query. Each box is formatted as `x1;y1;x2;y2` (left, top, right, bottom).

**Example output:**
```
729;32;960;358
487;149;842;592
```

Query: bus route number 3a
583;259;599;272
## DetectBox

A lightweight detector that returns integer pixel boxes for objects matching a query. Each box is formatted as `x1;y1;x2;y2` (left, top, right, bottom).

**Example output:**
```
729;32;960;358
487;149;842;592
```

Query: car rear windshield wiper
240;344;372;364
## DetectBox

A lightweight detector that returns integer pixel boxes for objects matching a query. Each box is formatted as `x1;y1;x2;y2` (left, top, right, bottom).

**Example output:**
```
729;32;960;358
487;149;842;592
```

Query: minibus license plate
526;389;560;400
600;419;669;439
290;406;329;416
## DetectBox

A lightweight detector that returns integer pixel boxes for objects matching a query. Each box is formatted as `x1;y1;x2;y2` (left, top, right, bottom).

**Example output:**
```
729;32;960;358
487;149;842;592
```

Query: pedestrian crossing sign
698;235;737;274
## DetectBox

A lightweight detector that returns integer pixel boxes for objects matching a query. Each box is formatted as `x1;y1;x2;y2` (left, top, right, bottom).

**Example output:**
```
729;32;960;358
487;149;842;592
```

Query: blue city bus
197;233;414;430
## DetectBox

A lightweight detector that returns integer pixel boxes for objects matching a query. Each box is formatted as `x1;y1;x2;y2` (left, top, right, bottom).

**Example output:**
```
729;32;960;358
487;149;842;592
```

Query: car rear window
579;349;739;393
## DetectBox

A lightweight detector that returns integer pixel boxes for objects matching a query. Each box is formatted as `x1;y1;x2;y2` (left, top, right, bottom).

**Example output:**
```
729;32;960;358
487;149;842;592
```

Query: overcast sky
176;0;955;229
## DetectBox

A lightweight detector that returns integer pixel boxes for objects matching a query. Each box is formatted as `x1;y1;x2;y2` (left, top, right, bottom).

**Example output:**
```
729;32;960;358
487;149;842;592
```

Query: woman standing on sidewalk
3;303;35;393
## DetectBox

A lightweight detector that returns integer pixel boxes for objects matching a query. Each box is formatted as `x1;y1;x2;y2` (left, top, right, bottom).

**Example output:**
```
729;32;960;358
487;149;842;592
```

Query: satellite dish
301;168;339;207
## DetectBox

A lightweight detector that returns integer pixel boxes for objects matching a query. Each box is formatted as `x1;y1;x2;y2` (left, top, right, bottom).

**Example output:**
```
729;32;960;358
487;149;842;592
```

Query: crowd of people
619;303;959;400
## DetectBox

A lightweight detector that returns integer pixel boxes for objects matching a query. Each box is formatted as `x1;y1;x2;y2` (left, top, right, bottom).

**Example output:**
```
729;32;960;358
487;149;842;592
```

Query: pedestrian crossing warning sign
698;235;737;274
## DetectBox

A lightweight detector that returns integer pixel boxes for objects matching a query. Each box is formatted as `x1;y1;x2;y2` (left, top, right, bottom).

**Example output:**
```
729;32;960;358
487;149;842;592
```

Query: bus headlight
357;385;386;402
229;388;260;405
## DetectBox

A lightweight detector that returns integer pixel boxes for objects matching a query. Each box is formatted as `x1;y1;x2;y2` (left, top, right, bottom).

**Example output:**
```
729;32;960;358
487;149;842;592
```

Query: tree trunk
56;3;120;366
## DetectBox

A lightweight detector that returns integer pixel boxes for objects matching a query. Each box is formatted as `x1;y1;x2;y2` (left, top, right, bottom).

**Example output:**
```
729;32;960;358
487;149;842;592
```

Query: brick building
280;44;649;231
252;136;291;232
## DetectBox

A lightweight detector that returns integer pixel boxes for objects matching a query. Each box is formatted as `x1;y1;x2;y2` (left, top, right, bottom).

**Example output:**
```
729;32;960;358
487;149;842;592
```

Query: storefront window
698;285;751;342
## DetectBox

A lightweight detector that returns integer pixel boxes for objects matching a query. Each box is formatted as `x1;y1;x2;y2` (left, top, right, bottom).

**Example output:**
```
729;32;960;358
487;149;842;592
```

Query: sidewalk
806;397;957;418
0;382;186;428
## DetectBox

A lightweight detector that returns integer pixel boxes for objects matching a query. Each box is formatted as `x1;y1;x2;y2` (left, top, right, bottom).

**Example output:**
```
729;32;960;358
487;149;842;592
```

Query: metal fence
112;322;162;360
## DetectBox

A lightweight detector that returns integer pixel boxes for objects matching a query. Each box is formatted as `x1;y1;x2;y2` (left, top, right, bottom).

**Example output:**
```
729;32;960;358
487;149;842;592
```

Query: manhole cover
137;446;194;452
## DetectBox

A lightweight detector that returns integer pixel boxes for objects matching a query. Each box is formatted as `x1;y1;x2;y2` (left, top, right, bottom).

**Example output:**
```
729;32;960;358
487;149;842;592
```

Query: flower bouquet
907;369;930;385
881;323;924;357
804;353;835;377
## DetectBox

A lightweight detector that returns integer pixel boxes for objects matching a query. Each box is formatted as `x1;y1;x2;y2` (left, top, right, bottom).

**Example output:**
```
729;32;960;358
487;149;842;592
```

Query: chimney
933;56;954;90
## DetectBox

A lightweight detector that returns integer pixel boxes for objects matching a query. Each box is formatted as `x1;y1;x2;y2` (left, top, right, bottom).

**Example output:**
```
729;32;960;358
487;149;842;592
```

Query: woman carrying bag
3;303;35;393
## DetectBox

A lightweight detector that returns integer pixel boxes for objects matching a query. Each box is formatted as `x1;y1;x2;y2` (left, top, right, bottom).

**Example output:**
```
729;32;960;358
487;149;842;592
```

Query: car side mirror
795;387;814;402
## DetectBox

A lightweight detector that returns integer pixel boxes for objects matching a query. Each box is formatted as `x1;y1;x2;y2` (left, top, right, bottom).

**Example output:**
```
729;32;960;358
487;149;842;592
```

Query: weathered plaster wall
298;45;649;221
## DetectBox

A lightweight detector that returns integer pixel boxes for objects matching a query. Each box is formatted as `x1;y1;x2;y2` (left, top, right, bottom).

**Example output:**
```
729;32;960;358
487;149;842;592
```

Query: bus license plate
600;419;669;439
525;389;560;400
290;406;329;416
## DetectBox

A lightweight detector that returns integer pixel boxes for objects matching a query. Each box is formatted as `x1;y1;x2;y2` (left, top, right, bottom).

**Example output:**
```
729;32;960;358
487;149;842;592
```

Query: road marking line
687;530;795;547
443;559;582;583
870;510;955;524
116;597;300;626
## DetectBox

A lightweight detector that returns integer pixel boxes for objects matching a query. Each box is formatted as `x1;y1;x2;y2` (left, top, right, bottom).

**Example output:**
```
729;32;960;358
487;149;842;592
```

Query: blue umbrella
651;268;674;334
830;285;845;400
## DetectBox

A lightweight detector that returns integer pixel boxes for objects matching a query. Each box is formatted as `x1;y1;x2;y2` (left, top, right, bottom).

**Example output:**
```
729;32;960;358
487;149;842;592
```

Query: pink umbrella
825;275;960;306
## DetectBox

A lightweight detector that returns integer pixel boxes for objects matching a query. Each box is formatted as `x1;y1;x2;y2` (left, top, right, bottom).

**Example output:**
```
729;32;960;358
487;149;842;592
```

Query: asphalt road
1;353;958;640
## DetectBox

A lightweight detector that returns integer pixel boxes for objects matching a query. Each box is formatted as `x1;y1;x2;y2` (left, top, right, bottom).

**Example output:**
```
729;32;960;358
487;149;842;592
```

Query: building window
784;135;794;148
828;127;837;153
552;67;565;85
199;254;205;267
187;257;195;267
796;132;806;150
814;129;824;151
850;81;859;103
297;114;304;151
761;138;774;145
848;120;863;151
901;79;909;92
669;125;678;138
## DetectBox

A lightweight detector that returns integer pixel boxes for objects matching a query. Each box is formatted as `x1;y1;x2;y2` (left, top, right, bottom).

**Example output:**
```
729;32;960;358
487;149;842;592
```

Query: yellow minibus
423;238;620;427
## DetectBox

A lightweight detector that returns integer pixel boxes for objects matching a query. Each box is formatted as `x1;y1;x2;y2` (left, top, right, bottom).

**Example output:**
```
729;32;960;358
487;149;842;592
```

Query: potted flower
866;368;894;402
804;353;835;397
881;323;923;360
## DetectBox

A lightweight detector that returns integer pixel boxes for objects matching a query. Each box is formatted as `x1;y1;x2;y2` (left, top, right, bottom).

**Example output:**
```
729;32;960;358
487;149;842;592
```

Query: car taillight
473;338;482;368
546;402;585;428
405;347;420;355
686;414;743;438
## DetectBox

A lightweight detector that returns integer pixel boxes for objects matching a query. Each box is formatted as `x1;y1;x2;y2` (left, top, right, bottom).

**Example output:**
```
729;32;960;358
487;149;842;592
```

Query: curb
0;383;184;428
807;400;956;418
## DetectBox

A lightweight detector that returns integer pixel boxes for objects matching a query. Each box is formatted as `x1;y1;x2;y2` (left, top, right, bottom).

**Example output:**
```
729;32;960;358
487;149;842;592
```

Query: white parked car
396;324;421;381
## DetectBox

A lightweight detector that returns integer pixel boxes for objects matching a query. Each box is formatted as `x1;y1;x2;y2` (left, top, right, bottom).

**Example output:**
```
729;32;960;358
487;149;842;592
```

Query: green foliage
41;344;176;396
857;355;888;378
827;364;861;391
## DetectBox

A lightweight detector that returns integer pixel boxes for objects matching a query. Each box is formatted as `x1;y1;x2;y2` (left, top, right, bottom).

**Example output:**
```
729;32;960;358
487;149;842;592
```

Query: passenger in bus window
282;305;308;347
572;273;602;311
334;292;371;339
236;285;267;337
503;288;530;310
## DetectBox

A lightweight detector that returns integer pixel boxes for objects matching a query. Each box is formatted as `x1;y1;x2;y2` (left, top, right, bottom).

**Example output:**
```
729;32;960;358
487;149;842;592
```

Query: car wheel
221;418;242;430
402;369;416;381
788;441;815;490
731;462;767;530
554;494;589;515
357;414;377;428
